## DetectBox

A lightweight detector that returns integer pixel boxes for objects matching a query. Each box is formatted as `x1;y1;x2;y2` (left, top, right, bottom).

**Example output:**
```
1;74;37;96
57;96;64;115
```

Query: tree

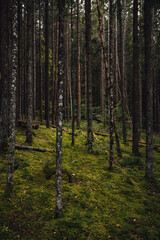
0;0;9;152
85;0;93;151
26;0;33;144
108;0;114;169
132;0;139;154
77;0;81;128
7;0;18;192
55;0;65;217
71;0;75;145
45;0;49;128
144;0;154;179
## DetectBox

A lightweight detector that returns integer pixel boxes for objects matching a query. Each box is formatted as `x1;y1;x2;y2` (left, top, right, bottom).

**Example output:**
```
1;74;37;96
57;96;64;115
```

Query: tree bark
71;0;75;145
32;0;36;120
45;0;49;128
132;0;139;154
55;0;65;217
0;0;9;152
117;0;127;143
85;0;93;151
77;0;81;128
7;0;18;192
26;0;33;144
109;0;114;169
144;0;154;179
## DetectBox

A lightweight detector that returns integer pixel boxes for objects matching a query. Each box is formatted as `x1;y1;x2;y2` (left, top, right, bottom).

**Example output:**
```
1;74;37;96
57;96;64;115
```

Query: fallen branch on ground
15;145;55;153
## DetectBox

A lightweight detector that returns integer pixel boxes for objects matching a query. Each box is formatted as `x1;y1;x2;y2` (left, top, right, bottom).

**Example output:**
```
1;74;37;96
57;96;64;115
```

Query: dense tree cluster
0;0;160;214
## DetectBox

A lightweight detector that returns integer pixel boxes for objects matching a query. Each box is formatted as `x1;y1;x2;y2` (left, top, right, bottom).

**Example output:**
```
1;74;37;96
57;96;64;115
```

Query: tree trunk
45;0;49;128
144;0;154;179
51;0;55;124
77;0;81;128
17;0;22;121
0;0;9;152
109;0;114;169
132;0;139;154
85;0;93;151
26;0;33;144
55;0;65;217
32;0;36;120
7;0;18;192
117;0;127;143
39;0;43;124
71;0;75;145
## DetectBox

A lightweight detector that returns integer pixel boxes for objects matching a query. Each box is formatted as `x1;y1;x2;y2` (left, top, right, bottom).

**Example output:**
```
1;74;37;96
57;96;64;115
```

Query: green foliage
0;123;160;240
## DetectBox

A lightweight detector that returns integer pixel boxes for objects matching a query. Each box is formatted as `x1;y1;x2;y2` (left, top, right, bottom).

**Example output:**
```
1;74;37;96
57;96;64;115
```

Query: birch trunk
55;0;65;217
7;0;18;192
0;0;8;152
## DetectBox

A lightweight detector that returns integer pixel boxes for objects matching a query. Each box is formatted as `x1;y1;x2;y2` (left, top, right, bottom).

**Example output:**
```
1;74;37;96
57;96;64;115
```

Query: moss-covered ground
0;121;160;240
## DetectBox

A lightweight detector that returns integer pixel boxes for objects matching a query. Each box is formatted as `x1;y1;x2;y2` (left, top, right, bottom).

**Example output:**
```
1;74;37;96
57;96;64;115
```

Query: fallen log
94;132;109;137
15;145;55;153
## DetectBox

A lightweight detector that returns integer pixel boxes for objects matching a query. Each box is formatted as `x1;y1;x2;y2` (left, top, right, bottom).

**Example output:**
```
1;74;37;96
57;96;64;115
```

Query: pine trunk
26;0;33;144
85;0;93;151
45;0;49;128
77;0;81;128
132;0;139;154
144;0;154;179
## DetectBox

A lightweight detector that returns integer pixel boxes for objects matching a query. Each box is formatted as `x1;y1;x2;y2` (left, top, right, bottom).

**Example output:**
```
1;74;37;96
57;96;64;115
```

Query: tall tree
45;0;49;128
144;0;154;179
77;0;81;128
132;0;139;154
26;0;33;144
108;0;114;168
0;0;9;151
39;0;43;124
55;0;65;217
7;0;18;192
71;0;75;145
117;0;127;143
32;0;36;120
85;0;93;151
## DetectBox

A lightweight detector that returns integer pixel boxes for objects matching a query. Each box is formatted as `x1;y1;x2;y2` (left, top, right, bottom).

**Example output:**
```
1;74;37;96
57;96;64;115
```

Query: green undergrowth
0;121;160;240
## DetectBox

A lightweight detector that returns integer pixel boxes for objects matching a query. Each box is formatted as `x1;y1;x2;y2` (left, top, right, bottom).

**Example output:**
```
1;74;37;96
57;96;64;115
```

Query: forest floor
0;121;160;240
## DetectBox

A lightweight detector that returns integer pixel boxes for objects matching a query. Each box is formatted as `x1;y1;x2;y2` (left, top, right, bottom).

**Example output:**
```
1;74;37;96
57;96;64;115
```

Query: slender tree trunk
85;0;93;151
77;0;81;128
144;0;154;179
45;0;49;128
7;0;18;192
17;0;22;121
55;0;65;217
52;21;59;125
0;0;9;152
85;54;87;120
117;0;127;143
39;0;43;124
51;0;55;124
109;0;114;169
132;0;139;154
26;0;33;144
32;0;36;120
71;0;75;145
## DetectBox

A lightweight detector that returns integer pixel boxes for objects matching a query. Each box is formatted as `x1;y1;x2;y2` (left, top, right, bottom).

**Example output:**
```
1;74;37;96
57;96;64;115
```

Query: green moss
0;123;160;239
